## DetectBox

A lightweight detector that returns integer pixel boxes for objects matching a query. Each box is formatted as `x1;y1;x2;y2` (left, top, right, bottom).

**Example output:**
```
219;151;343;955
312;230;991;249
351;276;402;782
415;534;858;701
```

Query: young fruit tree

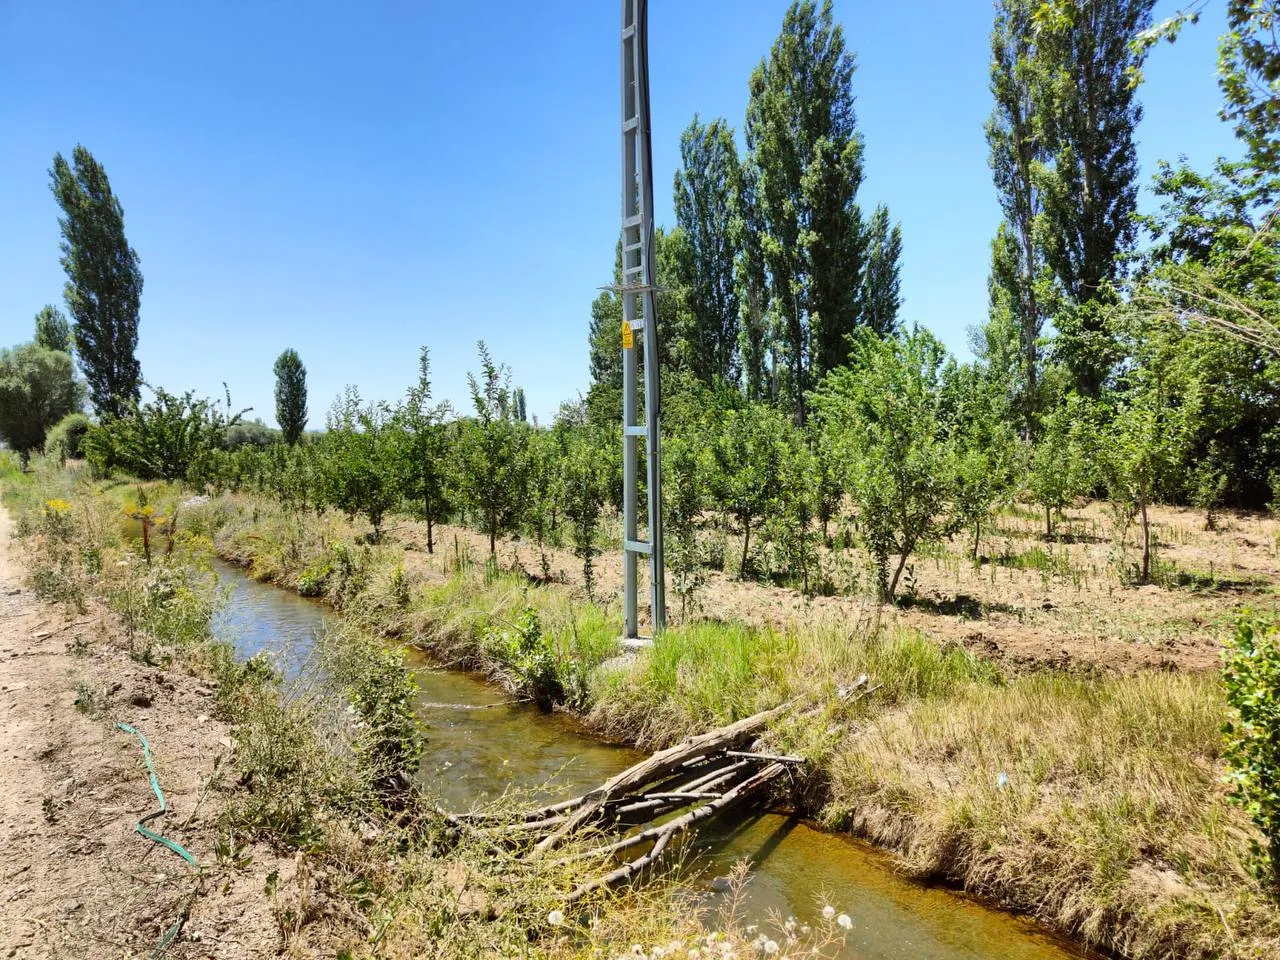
664;433;707;617
812;327;961;601
560;431;608;599
943;361;1022;559
394;346;452;554
1027;393;1099;538
456;342;528;556
523;429;563;580
1098;317;1198;582
710;402;792;578
317;388;400;540
83;385;244;482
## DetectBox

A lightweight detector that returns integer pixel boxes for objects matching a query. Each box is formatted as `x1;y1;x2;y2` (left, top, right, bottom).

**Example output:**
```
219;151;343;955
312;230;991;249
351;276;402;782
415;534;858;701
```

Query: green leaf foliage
0;343;84;465
1224;613;1280;885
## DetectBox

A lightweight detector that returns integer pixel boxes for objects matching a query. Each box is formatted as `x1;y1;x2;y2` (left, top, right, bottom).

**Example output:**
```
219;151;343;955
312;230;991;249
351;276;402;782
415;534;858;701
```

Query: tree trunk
972;519;981;560
489;523;497;557
740;517;752;578
888;550;910;599
425;497;435;554
1140;498;1151;583
1045;504;1052;538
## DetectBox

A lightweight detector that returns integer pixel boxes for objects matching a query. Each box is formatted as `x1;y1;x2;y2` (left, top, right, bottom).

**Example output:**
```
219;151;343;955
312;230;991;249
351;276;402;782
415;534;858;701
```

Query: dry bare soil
0;506;292;960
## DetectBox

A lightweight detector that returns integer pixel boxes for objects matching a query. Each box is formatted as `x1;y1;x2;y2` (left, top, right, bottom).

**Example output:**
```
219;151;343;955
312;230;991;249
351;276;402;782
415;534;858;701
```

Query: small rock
197;714;209;724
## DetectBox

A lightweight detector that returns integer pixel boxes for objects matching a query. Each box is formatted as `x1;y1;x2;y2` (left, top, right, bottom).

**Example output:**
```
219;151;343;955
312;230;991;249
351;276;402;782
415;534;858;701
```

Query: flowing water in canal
211;560;1089;960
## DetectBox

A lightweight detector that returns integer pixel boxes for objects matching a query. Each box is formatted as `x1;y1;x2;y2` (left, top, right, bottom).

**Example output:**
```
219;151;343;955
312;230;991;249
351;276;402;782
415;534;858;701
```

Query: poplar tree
733;164;772;402
34;305;73;354
674;115;742;386
861;205;903;336
1035;0;1156;395
986;0;1051;431
50;146;143;419
745;0;865;424
273;348;308;445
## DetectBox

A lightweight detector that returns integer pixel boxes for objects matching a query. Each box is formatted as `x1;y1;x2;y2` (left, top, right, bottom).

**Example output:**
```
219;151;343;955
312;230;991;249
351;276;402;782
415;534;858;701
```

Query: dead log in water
564;761;788;902
439;696;863;900
528;698;800;859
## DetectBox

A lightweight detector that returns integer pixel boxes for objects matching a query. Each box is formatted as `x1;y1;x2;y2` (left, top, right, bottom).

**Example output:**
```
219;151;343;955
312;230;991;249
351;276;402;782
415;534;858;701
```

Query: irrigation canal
211;559;1089;960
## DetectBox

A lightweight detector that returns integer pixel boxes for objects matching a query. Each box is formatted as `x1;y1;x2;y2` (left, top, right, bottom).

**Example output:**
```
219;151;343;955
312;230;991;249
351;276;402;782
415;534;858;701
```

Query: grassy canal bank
0;455;859;959
4;457;1277;959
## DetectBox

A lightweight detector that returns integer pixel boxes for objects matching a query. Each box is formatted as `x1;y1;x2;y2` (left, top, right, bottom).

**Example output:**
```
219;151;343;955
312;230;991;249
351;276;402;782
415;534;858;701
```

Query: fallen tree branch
529;698;801;859
563;761;787;902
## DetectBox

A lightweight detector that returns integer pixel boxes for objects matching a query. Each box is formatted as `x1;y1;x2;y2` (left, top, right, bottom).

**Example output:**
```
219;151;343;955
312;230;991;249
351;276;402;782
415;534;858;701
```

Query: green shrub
84;386;245;481
1224;613;1280;886
490;606;562;709
44;412;90;464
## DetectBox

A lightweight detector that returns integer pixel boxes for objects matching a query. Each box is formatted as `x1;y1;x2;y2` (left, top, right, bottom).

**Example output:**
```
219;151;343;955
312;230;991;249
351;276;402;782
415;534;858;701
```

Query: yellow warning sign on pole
621;319;634;350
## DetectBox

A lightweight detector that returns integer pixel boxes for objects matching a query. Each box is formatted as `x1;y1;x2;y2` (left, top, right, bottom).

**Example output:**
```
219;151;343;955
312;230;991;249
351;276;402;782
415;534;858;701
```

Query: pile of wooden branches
444;698;811;902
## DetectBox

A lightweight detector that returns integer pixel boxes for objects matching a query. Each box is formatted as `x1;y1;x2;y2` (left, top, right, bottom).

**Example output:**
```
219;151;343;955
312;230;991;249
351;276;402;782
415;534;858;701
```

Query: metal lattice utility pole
619;0;664;642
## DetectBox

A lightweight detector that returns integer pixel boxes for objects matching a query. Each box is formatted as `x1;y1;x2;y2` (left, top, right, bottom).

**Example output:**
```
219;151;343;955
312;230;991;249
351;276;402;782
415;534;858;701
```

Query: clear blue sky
0;1;1239;426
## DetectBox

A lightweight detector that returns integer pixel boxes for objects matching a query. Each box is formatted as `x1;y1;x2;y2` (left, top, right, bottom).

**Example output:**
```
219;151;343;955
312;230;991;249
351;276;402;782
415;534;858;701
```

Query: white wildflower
836;914;852;930
546;909;564;927
763;941;779;956
821;905;835;921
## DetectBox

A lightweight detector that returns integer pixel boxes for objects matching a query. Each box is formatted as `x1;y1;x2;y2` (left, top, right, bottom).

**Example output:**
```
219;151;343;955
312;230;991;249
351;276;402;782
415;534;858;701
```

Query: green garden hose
116;722;201;868
116;721;201;957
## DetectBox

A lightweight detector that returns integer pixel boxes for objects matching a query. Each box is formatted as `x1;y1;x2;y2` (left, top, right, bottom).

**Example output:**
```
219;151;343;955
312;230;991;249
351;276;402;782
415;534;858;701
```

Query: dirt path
0;506;291;959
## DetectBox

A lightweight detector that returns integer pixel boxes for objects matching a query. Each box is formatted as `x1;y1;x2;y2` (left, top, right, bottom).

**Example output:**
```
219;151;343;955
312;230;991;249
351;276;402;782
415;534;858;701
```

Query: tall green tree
273;348;308;445
34;305;73;354
733;163;772;401
0;343;84;466
745;0;866;423
49;146;143;418
861;204;903;336
986;0;1053;431
1035;0;1156;395
674;115;742;386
